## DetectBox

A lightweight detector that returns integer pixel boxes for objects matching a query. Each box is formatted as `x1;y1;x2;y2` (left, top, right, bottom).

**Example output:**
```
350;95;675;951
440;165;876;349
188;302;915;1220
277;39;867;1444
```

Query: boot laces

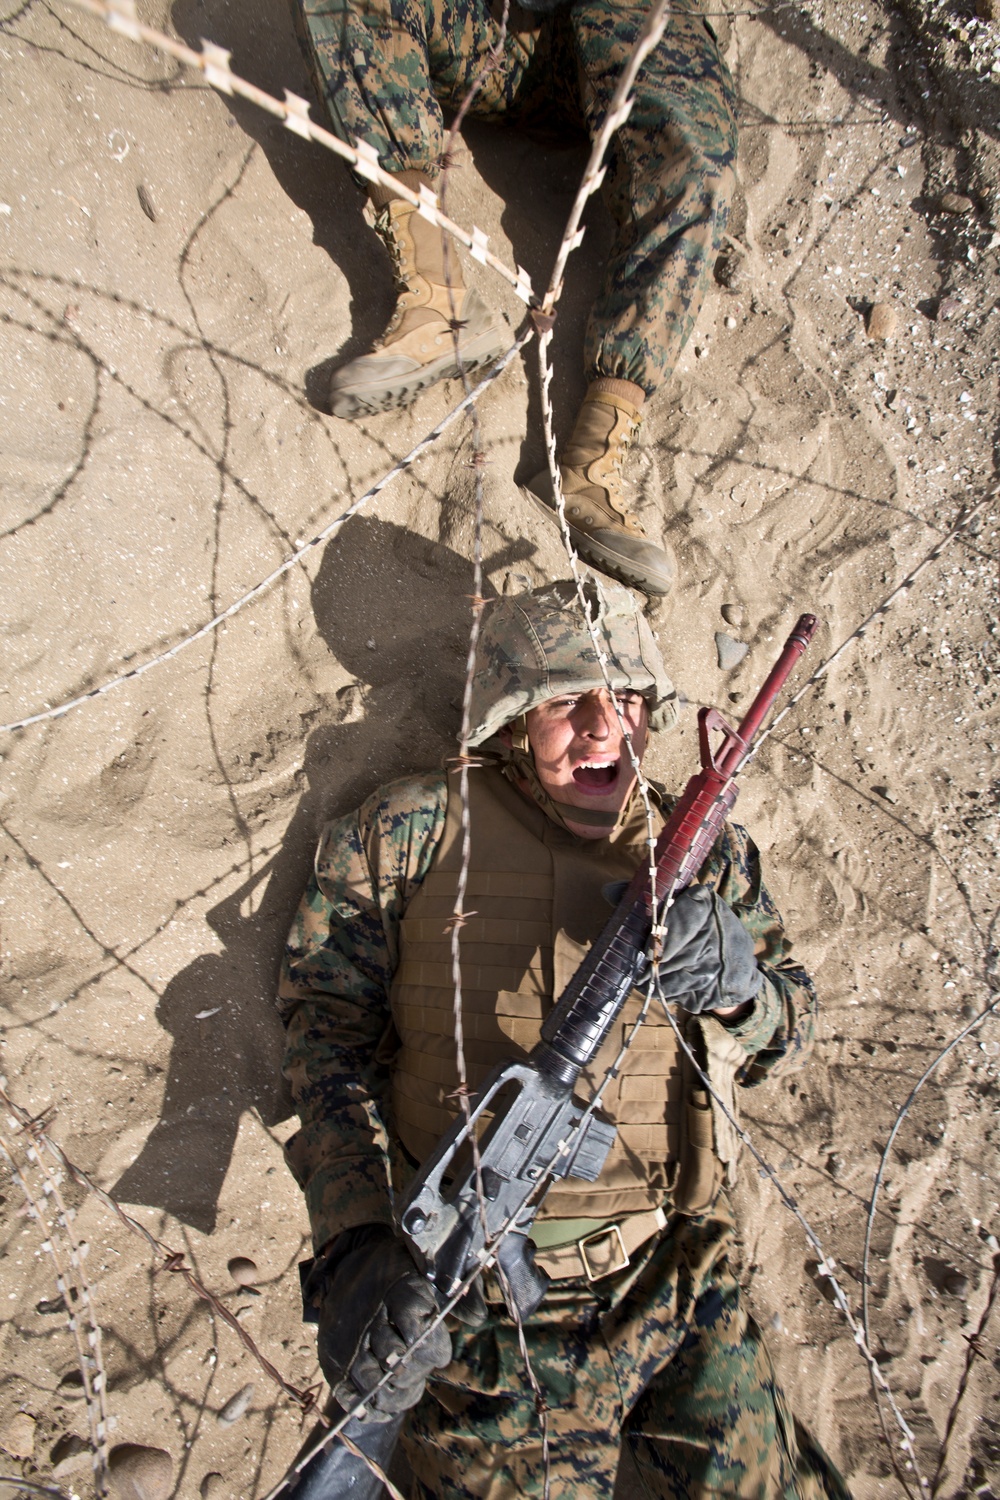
605;415;645;531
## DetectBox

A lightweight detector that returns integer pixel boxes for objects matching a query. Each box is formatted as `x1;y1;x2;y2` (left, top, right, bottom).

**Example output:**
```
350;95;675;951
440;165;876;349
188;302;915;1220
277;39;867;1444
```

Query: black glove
656;886;763;1014
314;1225;452;1422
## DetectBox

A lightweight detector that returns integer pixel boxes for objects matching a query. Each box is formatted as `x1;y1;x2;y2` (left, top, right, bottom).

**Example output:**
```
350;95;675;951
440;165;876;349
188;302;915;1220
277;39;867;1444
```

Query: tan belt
531;1206;668;1282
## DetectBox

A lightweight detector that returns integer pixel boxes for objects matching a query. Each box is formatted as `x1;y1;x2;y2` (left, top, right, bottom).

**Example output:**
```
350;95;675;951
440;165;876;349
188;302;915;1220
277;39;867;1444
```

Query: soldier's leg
574;0;738;393
623;1261;850;1499
289;0;530;416
290;0;540;176
403;1278;622;1499
524;0;736;597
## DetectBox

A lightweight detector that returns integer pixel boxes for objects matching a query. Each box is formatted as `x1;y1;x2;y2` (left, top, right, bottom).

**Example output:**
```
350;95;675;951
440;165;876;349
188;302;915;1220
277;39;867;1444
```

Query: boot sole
329;329;509;420
519;482;674;597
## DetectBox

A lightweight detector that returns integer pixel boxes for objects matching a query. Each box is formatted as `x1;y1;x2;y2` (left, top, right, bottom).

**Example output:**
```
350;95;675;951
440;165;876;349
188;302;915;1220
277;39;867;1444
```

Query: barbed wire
0;1083;322;1419
0;1080;422;1496
0;1483;70;1499
861;989;1000;1497
744;491;995;765
0;330;531;738
267;971;663;1497
41;0;536;305
532;0;671;936
434;0;556;1485
931;1248;1000;1498
4;0;995;1494
649;973;933;1490
0;1125;110;1496
73;0;989;1487
862;990;1000;1345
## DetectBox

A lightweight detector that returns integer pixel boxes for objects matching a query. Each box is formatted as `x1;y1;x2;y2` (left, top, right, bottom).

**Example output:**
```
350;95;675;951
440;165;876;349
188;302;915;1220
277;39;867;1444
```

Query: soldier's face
524;688;649;838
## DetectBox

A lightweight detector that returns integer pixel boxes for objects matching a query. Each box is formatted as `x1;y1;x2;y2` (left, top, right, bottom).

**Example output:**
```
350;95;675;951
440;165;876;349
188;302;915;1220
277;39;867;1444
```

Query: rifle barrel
719;614;817;777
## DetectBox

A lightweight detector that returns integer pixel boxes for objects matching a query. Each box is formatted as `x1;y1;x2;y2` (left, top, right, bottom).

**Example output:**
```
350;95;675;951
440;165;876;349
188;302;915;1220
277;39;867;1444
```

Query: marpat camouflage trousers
402;1201;849;1499
291;0;738;392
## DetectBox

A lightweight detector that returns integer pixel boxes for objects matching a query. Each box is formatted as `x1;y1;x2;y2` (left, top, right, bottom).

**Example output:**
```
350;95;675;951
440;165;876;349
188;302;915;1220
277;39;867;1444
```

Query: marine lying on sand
290;0;739;598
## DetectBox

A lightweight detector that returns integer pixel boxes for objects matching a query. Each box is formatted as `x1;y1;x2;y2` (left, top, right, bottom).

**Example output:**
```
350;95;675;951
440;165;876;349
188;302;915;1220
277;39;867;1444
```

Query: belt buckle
578;1222;629;1282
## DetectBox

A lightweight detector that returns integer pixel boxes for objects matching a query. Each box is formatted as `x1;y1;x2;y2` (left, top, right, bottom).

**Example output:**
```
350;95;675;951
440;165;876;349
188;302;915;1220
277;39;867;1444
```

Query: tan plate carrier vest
389;768;743;1221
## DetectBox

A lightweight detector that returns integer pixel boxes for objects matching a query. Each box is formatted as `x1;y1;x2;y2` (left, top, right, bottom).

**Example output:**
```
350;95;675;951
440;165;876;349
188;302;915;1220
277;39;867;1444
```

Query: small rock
866;302;896;341
942;1268;969;1298
57;1369;86;1399
721;602;744;627
36;1294;66;1315
108;1445;174;1500
217;1383;255;1427
200;1474;226;1500
940;192;974;215
826;1153;845;1179
714;251;745;290
727;691;744;704
715;632;749;671
136;184;157;222
1;1412;36;1459
724;315;738;330
694;344;708;359
936;296;962;321
873;785;898;804
51;1433;90;1478
976;0;997;18
227;1256;258;1288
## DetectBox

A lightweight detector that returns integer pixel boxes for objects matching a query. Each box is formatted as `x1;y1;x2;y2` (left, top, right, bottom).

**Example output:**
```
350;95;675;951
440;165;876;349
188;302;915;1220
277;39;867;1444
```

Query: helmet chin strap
501;716;631;836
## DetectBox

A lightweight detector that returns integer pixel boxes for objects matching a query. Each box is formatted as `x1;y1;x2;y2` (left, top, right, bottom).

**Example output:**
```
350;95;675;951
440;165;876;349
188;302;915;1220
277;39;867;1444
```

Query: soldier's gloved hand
656;886;763;1014
315;1224;452;1422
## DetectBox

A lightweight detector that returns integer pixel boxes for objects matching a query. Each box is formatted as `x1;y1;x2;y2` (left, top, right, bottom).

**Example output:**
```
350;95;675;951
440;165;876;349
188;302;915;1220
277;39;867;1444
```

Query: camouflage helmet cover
467;574;679;746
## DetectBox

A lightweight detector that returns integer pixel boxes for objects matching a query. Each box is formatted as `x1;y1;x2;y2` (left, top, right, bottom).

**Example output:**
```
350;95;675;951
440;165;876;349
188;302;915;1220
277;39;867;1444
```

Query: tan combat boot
525;379;676;596
329;173;507;420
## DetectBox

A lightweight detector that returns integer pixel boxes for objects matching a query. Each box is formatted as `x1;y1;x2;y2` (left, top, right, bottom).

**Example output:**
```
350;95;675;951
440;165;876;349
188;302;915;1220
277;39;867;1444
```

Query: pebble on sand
713;250;745;290
200;1473;226;1500
721;602;744;627
1;1412;36;1459
217;1383;255;1427
108;1444;174;1500
873;785;898;804
715;633;749;671
866;303;897;341
939;192;974;215
228;1256;259;1287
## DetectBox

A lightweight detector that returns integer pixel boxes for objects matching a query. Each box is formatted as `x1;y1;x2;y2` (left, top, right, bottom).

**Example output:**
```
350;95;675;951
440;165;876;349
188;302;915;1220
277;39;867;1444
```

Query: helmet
467;574;679;746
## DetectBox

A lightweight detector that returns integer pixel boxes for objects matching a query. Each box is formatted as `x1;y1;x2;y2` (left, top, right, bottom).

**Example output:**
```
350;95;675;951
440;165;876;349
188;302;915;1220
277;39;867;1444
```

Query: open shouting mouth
571;758;621;794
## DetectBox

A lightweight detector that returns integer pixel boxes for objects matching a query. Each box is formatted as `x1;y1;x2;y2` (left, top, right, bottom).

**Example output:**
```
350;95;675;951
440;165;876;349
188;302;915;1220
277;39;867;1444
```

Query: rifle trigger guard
698;707;746;772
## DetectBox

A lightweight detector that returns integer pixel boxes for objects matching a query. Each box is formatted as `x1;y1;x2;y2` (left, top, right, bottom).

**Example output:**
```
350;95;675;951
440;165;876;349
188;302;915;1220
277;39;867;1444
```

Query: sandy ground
1;0;999;1496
